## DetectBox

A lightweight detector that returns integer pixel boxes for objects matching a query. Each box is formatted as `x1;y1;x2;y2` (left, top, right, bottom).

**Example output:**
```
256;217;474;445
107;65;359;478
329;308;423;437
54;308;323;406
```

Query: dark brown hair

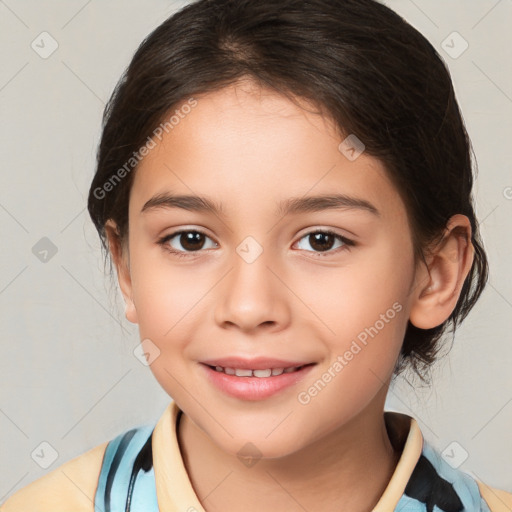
87;0;488;382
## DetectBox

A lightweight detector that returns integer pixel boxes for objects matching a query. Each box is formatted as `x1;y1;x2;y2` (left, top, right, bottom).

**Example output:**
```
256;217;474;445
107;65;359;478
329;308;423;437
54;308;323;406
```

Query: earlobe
104;220;138;324
409;214;474;330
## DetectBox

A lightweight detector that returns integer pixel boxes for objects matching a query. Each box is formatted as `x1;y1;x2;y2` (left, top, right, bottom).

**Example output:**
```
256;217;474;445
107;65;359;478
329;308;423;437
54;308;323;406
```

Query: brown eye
296;230;354;255
159;230;217;255
308;232;336;252
178;231;206;251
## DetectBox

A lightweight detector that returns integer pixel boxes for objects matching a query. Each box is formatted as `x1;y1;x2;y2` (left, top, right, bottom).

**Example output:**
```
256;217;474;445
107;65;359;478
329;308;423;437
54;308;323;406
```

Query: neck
177;391;401;512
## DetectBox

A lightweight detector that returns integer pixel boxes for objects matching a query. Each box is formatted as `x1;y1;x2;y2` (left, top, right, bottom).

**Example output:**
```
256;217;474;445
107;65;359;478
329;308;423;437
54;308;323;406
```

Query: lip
200;356;313;370
200;361;316;401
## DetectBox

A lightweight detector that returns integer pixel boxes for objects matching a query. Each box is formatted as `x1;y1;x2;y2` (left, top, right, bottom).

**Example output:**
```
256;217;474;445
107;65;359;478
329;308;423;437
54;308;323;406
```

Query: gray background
1;0;511;502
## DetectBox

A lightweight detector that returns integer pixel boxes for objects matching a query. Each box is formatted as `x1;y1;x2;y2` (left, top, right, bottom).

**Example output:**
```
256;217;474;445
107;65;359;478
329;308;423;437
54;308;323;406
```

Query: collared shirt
2;400;511;511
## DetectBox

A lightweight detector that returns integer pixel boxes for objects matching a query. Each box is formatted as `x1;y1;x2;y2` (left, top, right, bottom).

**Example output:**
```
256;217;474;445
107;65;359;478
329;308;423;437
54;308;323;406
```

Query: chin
215;430;304;462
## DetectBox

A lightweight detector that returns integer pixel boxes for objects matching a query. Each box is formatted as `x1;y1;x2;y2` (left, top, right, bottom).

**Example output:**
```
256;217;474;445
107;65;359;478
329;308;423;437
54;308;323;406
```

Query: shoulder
94;423;156;510
0;423;157;512
0;440;108;512
402;438;512;512
477;481;512;512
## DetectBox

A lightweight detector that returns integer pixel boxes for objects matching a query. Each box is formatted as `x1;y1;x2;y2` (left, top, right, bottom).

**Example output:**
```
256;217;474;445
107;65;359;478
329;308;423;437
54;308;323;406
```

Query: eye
157;228;355;259
294;229;355;256
157;229;217;257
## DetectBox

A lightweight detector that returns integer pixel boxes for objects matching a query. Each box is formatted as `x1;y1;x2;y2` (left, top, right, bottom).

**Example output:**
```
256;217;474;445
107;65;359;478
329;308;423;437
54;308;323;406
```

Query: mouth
199;360;317;401
205;363;314;378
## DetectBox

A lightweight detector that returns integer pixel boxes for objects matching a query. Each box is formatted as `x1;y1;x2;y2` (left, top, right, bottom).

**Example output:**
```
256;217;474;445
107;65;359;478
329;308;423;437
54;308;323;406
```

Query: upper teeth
214;366;302;377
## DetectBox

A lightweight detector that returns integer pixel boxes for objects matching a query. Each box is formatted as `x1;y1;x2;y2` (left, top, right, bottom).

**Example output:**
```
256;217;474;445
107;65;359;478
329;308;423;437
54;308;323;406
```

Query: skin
106;80;474;512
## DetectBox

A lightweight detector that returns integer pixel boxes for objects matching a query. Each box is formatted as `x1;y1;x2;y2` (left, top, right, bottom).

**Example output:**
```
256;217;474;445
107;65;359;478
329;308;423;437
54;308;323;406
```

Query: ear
104;220;138;324
409;214;475;330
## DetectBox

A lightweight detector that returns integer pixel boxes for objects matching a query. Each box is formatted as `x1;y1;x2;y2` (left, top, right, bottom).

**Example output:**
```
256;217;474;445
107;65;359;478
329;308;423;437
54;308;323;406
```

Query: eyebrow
141;192;380;218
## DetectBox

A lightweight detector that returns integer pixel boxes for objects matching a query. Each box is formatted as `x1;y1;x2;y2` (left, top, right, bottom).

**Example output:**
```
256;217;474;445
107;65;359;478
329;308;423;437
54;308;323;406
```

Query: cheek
129;254;205;395
129;247;206;335
297;245;411;401
302;245;410;336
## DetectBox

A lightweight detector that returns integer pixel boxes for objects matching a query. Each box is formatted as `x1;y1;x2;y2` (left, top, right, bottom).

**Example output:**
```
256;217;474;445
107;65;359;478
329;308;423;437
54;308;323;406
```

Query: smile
201;362;316;400
209;365;308;377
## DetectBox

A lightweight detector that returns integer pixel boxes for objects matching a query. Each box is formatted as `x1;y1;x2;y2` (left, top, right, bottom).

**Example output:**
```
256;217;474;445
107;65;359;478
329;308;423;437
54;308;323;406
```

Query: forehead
130;82;403;222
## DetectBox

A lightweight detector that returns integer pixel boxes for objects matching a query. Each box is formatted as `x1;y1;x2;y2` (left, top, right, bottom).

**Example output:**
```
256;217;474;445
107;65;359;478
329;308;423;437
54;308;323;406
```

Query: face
114;81;420;458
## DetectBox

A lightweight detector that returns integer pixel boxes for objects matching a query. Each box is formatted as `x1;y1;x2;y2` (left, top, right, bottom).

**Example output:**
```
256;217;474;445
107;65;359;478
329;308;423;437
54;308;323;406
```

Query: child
2;0;511;510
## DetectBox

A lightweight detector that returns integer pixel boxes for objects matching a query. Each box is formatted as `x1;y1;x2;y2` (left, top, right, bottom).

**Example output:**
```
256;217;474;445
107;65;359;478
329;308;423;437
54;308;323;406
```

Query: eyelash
157;229;356;259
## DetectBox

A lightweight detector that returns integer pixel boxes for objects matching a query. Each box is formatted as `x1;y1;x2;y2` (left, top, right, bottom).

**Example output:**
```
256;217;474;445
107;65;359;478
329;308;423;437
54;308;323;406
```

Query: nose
213;247;291;334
